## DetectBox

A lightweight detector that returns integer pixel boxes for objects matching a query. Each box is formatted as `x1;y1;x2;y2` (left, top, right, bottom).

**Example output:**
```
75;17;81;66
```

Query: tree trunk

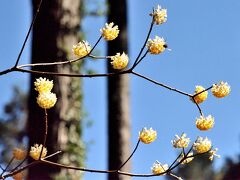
28;0;84;179
107;1;131;180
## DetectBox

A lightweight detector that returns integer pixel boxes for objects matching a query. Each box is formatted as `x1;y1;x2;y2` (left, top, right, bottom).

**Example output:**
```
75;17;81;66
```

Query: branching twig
10;157;28;173
132;17;154;67
191;97;203;116
0;157;14;176
131;50;149;69
118;139;140;170
14;0;43;67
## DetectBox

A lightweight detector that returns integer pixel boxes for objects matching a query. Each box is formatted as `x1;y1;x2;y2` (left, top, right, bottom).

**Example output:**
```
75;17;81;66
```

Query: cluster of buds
72;40;91;58
138;126;220;176
34;77;57;109
11;144;47;179
190;81;230;133
147;5;168;55
72;22;129;70
192;81;230;104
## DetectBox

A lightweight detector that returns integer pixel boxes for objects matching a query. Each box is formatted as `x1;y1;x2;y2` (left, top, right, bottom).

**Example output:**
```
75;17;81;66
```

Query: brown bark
107;0;131;180
28;0;84;179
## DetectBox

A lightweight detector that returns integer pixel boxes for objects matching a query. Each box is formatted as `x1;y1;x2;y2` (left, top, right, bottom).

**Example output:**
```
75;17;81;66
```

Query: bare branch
14;0;43;67
132;71;192;97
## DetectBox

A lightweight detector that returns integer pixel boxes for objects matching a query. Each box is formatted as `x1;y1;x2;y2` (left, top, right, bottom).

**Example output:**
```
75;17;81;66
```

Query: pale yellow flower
211;81;230;98
110;52;129;70
193;137;211;153
72;40;91;58
139;127;157;144
192;86;208;104
151;161;168;175
34;77;53;93
36;92;57;109
178;152;194;164
196;115;214;131
209;148;220;161
12;148;27;160
150;5;167;25
100;22;119;41
29;144;47;160
146;36;167;54
172;133;190;148
12;172;24;180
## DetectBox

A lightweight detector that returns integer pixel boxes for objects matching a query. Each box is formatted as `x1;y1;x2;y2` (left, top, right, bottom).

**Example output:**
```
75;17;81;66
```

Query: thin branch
41;159;116;174
118;140;140;170
168;146;194;172
10;157;28;173
17;36;103;69
168;152;182;170
14;0;43;67
2;161;39;179
39;109;48;160
132;18;154;67
132;71;192;97
131;50;148;70
43;151;62;160
88;55;111;59
0;67;16;76
192;85;213;97
2;150;64;179
14;67;131;77
191;97;203;116
43;109;48;148
89;36;102;54
0;157;14;176
168;172;182;180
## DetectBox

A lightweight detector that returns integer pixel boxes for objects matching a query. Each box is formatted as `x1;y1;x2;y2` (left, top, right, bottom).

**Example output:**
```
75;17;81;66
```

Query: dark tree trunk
28;0;84;179
107;0;131;180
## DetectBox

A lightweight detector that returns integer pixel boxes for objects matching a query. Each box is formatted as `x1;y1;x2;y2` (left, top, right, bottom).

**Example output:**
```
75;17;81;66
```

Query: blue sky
0;0;240;180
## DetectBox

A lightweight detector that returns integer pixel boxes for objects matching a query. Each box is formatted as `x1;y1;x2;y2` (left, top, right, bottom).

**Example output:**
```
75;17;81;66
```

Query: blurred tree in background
28;0;85;179
0;87;27;164
107;0;131;180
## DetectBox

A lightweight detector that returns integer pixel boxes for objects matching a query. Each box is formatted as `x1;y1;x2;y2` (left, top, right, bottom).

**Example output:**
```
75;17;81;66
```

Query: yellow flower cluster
211;81;230;98
29;144;47;160
139;127;157;144
12;148;27;160
193;137;211;153
12;172;24;180
35;77;57;109
146;36;167;54
151;161;168;175
100;22;119;41
37;92;57;109
209;148;220;161
151;5;167;25
34;77;53;93
196;115;214;131
72;40;91;58
171;133;190;148
178;152;194;164
192;85;208;104
110;52;129;70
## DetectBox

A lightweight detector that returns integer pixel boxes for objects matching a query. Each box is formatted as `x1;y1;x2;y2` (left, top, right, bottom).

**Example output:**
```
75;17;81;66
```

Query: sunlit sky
0;0;240;180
